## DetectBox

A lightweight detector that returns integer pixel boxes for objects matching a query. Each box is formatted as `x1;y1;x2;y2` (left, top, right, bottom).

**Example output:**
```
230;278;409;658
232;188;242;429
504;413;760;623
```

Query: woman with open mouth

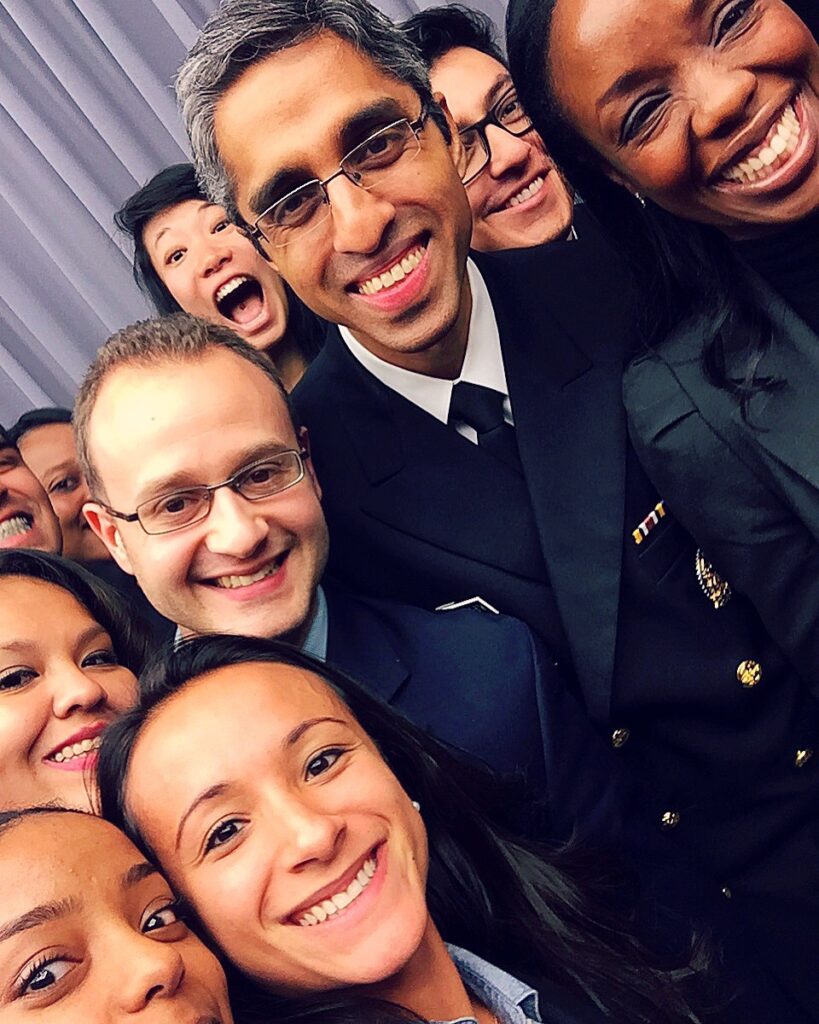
507;0;819;685
99;635;717;1024
116;164;325;392
0;549;148;812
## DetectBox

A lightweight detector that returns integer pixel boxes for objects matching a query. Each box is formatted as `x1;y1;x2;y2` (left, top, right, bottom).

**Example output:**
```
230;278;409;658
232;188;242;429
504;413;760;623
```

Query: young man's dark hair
401;4;505;68
8;406;72;447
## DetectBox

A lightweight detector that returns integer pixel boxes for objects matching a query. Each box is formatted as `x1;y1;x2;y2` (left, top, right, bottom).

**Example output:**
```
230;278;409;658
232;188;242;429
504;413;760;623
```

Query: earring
411;800;421;811
634;192;646;208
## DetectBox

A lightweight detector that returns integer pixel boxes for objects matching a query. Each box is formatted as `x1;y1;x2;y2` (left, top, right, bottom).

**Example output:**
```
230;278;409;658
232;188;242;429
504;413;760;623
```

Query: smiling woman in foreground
97;635;714;1024
507;0;819;685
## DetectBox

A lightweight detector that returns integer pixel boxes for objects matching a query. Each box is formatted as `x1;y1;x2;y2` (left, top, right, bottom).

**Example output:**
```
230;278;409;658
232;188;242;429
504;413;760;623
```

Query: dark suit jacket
323;583;621;847
295;231;636;722
623;283;819;690
294;237;819;1017
322;586;809;1024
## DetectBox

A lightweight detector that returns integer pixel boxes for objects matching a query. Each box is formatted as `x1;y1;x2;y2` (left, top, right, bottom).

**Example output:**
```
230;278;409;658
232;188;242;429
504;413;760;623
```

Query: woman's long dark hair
0;549;152;673
99;634;705;1023
115;163;325;364
505;0;781;414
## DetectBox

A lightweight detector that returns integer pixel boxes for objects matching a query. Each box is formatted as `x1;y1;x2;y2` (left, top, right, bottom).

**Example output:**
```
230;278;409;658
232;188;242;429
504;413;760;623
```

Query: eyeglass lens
138;452;304;534
460;90;533;183
257;118;423;248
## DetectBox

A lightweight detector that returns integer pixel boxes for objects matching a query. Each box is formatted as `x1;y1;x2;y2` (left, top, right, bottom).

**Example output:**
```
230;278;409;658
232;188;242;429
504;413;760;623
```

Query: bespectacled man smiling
402;4;575;252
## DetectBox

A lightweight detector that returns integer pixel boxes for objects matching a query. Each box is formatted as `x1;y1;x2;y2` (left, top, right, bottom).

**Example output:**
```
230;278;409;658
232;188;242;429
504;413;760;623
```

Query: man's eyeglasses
248;108;429;250
458;87;534;185
99;450;309;535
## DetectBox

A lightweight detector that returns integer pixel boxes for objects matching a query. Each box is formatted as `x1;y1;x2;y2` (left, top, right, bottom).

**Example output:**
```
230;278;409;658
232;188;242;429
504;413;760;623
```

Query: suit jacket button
660;810;681;830
795;748;814;768
611;728;630;748
736;659;762;688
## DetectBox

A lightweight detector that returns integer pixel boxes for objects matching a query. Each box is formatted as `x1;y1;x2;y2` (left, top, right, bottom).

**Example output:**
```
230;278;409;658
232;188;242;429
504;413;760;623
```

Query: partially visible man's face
17;423;108;562
430;46;574;251
83;349;329;641
214;32;474;373
0;442;62;554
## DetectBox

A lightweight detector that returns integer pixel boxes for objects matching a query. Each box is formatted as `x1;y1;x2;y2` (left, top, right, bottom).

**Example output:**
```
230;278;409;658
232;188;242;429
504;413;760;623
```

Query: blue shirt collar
301;584;329;661
173;584;329;660
443;945;542;1024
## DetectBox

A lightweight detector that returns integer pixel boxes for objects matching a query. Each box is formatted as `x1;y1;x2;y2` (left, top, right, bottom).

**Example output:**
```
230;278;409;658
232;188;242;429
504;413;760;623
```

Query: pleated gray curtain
1;0;504;423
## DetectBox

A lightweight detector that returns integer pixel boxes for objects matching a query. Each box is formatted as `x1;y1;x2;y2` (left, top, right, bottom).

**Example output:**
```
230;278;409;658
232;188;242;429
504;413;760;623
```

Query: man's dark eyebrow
247;97;417;215
249;167;312;219
457;72;513;131
338;98;414;153
122;861;159;890
483;72;514;114
136;440;295;504
0;898;78;943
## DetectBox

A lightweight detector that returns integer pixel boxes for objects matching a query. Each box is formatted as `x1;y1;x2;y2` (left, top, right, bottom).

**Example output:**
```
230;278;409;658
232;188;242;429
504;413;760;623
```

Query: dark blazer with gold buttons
293;232;819;1018
624;283;819;690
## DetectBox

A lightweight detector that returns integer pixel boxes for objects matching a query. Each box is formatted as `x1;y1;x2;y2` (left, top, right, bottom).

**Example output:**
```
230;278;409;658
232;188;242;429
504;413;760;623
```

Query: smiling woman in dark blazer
506;0;819;688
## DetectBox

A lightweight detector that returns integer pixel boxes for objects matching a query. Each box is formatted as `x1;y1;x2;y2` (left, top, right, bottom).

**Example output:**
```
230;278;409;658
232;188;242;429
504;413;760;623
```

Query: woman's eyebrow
285;716;347;747
121;861;159;890
597;67;662;111
175;717;348;850
0;898;78;943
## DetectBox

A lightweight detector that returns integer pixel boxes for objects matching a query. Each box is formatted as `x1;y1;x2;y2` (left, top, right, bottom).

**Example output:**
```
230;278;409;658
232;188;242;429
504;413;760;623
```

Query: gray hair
74;312;292;500
176;0;440;222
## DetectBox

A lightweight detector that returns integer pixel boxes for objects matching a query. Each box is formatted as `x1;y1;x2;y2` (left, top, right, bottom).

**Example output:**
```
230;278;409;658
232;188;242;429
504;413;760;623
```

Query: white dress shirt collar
338;259;508;425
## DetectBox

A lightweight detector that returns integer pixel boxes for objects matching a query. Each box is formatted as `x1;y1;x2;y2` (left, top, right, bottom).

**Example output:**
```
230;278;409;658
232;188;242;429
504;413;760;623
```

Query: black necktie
448;381;521;473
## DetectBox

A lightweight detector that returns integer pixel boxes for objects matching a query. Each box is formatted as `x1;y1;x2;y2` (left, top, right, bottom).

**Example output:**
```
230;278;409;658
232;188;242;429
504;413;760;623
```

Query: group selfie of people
1;0;819;1021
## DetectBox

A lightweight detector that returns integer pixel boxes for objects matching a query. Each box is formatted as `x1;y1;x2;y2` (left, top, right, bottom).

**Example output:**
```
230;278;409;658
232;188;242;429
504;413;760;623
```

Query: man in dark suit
174;0;819;1013
76;313;616;841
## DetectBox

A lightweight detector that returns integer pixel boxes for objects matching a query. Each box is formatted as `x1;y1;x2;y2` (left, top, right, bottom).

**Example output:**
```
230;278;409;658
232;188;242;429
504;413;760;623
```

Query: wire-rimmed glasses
248;108;429;249
458;87;534;185
99;450;309;535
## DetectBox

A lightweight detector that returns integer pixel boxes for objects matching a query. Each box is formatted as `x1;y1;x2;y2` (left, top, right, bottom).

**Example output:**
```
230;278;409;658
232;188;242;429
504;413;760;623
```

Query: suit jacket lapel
324;585;409;702
479;250;629;719
319;328;547;581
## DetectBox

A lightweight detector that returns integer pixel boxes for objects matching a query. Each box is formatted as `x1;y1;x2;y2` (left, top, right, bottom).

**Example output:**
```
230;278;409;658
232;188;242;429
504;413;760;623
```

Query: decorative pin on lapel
435;596;500;615
695;549;732;609
632;500;666;545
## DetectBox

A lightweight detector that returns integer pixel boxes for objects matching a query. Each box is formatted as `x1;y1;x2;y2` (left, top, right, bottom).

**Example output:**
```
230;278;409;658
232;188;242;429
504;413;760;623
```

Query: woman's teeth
51;735;102;763
358;247;425;295
722;103;801;184
296;855;376;926
506;175;545;208
214;559;280;590
0;515;32;541
215;276;250;304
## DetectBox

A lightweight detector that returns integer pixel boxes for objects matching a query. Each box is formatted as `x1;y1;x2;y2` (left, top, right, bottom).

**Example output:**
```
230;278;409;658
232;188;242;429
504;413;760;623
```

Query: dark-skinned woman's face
548;0;819;239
